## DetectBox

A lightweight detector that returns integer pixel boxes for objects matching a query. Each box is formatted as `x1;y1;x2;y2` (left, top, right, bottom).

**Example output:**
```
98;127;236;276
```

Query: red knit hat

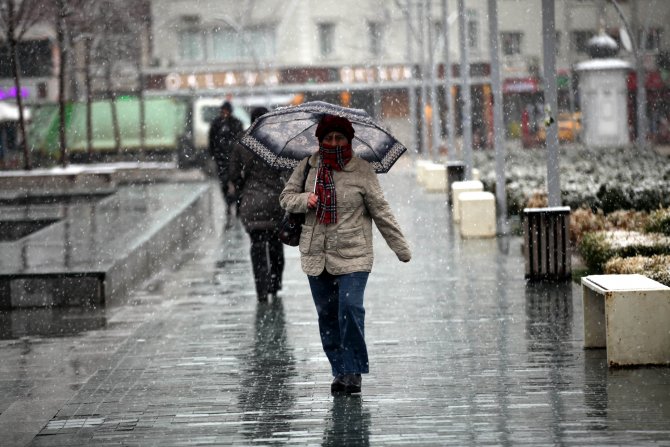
315;115;355;143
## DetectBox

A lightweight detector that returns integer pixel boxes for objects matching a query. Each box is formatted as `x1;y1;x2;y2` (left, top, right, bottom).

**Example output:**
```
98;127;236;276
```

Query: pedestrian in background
229;107;285;302
209;101;244;224
279;114;411;395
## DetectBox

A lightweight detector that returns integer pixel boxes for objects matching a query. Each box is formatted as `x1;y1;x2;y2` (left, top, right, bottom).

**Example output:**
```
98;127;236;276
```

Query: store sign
164;70;281;91
0;86;30;100
503;77;540;94
339;65;413;84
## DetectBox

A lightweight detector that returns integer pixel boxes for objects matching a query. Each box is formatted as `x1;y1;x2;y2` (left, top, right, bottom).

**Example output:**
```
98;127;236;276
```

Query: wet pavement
1;160;670;446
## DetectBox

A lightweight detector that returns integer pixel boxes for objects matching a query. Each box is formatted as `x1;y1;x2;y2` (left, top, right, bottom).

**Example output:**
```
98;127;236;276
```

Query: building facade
2;0;669;149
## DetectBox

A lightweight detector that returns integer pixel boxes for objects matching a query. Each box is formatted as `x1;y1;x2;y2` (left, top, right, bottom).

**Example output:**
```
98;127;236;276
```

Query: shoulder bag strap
300;158;311;192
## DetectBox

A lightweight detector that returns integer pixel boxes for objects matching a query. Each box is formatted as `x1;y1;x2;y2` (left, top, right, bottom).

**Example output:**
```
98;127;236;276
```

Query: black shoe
331;375;347;394
343;374;362;394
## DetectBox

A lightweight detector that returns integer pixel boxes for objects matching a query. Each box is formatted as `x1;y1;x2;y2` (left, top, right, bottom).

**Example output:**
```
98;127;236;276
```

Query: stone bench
458;191;496;238
582;274;670;367
451;180;483;223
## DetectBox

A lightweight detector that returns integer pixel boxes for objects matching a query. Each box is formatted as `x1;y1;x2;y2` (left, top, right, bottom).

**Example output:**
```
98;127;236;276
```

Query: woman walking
280;114;411;394
229;107;285;301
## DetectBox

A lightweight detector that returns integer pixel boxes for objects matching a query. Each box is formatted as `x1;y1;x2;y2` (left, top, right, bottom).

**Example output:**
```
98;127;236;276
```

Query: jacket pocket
336;226;367;259
299;224;324;255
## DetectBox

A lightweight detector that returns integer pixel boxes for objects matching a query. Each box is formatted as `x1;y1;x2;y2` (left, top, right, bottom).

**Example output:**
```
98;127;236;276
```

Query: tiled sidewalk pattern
2;168;669;446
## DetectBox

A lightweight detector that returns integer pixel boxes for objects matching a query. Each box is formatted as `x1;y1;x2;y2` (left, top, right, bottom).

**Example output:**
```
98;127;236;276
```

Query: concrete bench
582;274;670;367
451;180;483;223
458;191;496;238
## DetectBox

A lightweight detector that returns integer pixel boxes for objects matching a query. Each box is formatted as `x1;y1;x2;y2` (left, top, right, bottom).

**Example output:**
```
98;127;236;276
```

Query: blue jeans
308;271;370;376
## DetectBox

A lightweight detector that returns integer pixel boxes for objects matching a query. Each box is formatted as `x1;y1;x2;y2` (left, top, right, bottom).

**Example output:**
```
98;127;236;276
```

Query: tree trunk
103;54;121;155
7;2;31;170
85;36;93;160
57;0;68;167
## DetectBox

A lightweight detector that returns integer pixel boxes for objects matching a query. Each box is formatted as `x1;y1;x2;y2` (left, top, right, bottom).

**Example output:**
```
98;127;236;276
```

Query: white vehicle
180;94;297;168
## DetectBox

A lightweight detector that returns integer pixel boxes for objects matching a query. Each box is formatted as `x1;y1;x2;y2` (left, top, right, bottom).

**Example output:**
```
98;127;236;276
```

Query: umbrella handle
312;159;319;193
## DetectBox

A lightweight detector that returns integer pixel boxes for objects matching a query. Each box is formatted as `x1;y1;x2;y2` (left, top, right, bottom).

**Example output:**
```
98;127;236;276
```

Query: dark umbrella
239;101;407;173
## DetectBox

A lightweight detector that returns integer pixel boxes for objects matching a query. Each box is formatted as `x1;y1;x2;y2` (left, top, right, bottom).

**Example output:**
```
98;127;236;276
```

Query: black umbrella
239;101;407;173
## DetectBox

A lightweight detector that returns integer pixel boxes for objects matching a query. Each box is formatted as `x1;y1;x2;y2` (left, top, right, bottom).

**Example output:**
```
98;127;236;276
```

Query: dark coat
209;114;244;182
229;144;286;232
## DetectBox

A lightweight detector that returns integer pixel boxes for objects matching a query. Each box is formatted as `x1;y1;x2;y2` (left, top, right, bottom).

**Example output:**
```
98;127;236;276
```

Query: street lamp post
542;0;561;207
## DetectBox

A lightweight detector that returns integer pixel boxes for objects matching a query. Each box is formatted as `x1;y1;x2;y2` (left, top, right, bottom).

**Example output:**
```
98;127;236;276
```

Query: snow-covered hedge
604;255;670;287
474;146;670;215
578;230;670;272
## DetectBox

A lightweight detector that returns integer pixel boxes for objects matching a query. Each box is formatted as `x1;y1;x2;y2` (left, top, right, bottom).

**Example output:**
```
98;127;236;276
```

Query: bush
597;184;632;214
570;208;606;246
578;230;670;273
579;232;613;272
604;255;670;287
569;208;648;247
475;145;670;215
645;208;670;235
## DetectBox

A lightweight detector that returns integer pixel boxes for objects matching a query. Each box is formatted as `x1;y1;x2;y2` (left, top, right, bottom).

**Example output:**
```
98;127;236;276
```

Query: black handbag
278;161;311;246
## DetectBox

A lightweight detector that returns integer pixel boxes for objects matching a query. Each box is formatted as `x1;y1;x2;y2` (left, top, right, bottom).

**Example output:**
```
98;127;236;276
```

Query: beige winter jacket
279;153;411;276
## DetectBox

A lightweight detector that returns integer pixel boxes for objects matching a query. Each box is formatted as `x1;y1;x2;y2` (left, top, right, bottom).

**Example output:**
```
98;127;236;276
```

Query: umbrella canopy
239;101;407;173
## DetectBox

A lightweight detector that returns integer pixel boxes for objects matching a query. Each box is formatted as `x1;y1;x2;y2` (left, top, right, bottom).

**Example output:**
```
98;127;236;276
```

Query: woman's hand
307;193;318;209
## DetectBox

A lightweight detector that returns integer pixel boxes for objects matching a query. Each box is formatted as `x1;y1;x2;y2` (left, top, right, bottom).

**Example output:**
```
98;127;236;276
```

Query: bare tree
90;0;149;156
0;0;52;170
66;0;101;159
56;0;68;166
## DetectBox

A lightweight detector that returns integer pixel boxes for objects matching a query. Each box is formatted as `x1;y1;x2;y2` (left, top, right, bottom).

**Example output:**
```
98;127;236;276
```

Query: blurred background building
1;0;669;161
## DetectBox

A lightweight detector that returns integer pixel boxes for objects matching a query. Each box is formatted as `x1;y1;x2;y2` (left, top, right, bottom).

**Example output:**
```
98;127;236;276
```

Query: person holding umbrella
279;114;412;395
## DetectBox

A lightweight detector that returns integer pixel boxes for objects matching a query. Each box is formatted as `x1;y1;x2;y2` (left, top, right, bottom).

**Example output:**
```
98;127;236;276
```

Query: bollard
451;180;483;223
523;206;571;281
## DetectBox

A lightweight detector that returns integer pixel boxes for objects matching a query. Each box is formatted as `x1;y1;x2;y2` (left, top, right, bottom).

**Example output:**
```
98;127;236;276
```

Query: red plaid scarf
315;143;353;224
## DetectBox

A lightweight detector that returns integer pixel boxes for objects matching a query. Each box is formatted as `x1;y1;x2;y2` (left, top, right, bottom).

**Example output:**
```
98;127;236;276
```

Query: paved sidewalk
1;161;670;446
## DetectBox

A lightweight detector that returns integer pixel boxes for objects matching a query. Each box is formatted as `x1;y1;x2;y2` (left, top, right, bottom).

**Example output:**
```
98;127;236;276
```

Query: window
0;40;52;77
211;25;276;62
212;27;238;61
501;32;522;55
245;26;276;60
179;29;205;61
639;27;662;51
319;23;335;57
368;21;383;57
467;9;479;50
572;30;594;53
